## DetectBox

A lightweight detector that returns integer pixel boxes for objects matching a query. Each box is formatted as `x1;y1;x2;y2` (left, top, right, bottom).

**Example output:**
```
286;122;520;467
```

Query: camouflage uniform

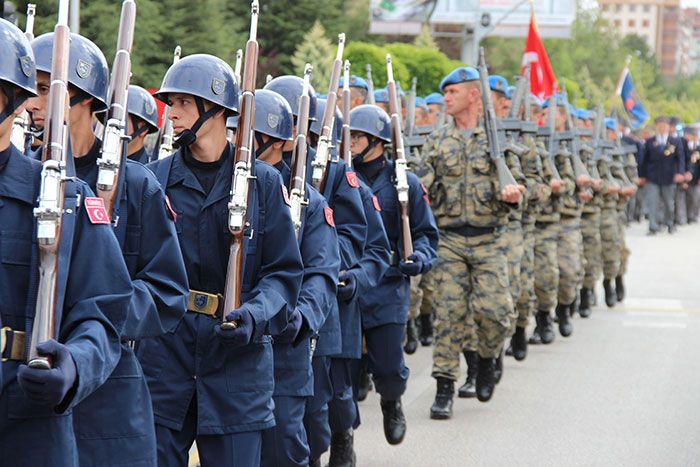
618;150;638;277
556;144;583;307
408;272;436;320
600;154;621;281
580;144;603;291
417;123;513;381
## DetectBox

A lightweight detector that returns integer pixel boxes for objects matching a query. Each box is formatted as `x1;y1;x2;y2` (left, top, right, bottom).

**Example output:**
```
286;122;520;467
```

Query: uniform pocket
122;223;142;273
0;231;31;266
225;337;274;393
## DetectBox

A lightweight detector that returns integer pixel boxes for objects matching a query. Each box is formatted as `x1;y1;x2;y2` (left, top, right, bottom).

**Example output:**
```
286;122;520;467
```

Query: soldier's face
167;93;201;135
350;131;382;162
606;128;616;141
530;105;542;123
26;70;50;130
443;83;474;117
656;122;669;135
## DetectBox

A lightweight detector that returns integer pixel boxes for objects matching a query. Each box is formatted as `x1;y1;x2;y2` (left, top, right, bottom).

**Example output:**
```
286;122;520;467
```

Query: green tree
413;24;438;51
291;20;335;93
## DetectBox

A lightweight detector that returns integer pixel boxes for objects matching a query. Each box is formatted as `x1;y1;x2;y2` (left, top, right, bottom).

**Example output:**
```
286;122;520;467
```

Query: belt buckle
1;327;9;362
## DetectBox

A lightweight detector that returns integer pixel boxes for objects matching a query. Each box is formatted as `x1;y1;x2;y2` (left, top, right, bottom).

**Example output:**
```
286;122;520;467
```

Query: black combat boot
430;377;454;420
357;354;372;402
404;319;418;355
555;303;573;337
511;326;527;361
380;398;406;445
493;350;504;384
615;275;625;302
328;429;355;467
457;350;478;398
579;287;592;318
476;357;497;402
590;285;597;306
528;326;542;345
569;295;580;317
603;279;616;308
535;310;554;344
419;313;433;346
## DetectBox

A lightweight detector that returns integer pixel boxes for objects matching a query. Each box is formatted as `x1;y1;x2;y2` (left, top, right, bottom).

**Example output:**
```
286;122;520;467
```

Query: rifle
157;46;181;160
29;0;71;370
10;3;37;152
537;83;562;181
477;47;519;191
366;64;375;105
234;49;243;85
340;60;352;165
386;54;413;262
221;0;259;330
310;33;345;191
589;99;607;181
405;77;416;137
508;62;529;120
289;64;313;238
96;0;136;220
560;78;591;181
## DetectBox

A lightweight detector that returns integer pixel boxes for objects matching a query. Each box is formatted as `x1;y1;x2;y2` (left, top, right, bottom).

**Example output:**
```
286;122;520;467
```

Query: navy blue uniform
261;161;340;467
0;144;132;466
128;146;153;165
140;143;303;465
640;135;685;185
70;139;189;466
355;155;439;400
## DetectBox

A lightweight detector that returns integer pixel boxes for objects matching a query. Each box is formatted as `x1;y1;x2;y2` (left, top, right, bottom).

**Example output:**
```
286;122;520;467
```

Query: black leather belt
444;225;500;237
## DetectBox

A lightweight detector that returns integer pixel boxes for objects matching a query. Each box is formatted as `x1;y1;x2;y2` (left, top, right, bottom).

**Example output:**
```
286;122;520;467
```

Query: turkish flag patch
85;197;110;225
372;196;382;211
281;185;291;207
346;171;359;188
324;206;335;227
164;195;177;222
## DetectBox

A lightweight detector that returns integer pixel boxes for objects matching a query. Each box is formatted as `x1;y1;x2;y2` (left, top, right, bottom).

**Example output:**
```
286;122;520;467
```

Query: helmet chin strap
0;83;27;125
174;96;221;148
352;135;380;165
128;123;150;140
254;133;278;159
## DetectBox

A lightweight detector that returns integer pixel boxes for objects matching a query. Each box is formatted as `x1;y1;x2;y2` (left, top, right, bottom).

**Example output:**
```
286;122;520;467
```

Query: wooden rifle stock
97;0;136;220
29;0;71;370
311;34;345;191
386;54;413;262
222;0;259;329
157;46;181;160
9;4;37;151
289;65;313;238
340;60;352;165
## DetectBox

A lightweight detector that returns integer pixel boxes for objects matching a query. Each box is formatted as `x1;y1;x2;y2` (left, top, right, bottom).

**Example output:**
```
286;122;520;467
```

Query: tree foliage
291;20;335;93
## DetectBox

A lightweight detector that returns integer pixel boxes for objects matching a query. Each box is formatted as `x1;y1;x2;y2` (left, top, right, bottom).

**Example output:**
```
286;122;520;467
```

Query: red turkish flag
521;11;557;101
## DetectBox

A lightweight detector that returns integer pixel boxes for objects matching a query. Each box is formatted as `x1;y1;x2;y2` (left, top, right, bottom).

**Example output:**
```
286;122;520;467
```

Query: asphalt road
329;220;700;467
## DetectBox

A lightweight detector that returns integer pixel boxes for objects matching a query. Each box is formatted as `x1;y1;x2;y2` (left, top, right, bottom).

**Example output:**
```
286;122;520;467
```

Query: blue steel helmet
263;75;317;122
333;108;343;146
309;98;343;146
604;117;617;131
349;104;391;143
226;115;238;129
127;85;159;134
32;32;109;111
440;66;478;93
0;19;37;124
488;75;510;98
424;92;443;106
253;89;294;141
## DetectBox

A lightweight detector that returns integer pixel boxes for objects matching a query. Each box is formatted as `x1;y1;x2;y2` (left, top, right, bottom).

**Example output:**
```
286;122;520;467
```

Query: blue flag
619;70;649;130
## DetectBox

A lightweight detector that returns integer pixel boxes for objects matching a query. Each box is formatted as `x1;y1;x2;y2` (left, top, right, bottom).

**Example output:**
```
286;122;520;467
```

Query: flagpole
609;55;632;115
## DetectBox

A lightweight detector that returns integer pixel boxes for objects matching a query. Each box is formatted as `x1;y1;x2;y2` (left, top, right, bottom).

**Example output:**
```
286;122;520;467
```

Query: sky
683;0;700;7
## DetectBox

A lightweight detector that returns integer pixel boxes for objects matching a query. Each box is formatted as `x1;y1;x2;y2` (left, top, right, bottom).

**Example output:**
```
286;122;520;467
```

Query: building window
615;19;621;27
643;19;650;27
602;4;608;11
643;5;650;12
629;5;636;12
615;4;621;12
629;19;635;27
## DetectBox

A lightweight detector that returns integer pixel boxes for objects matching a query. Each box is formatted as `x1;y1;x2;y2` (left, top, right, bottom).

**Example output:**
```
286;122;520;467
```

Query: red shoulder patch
324;206;335;227
420;183;428;194
281;184;291;207
423;195;431;206
346;171;359;188
372;195;382;211
85;197;111;225
164;195;177;222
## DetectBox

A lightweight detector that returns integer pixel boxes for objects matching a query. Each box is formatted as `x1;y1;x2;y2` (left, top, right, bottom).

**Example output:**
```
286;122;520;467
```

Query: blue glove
17;339;77;407
399;252;424;276
215;308;254;348
337;270;357;302
274;308;304;344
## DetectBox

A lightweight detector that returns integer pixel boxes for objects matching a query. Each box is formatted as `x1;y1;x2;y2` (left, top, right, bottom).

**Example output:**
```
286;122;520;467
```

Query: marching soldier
337;74;370;109
0;19;133;466
424;92;444;127
139;54;304;465
28;32;190;466
684;128;700;223
416;66;522;420
126;85;159;164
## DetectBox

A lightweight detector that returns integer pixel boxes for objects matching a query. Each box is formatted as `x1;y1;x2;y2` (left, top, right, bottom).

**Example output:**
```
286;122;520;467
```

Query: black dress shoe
603;279;616;308
555;303;573;337
476;357;497;402
579;288;592;318
430;377;454;420
535;310;554;344
380;398;406;445
404;319;418;355
419;313;433;346
328;429;355;467
511;326;527;361
357;355;372;402
615;275;625;302
458;350;478;398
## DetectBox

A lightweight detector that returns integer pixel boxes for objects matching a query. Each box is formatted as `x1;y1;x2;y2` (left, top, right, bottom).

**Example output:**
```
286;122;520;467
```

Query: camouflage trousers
432;229;511;381
600;208;620;280
581;212;602;290
515;222;536;328
408;270;436;320
534;221;560;311
557;215;583;306
618;210;630;277
504;220;524;336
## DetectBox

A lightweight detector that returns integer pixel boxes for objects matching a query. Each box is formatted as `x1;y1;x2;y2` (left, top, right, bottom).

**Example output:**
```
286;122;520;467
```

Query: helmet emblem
376;120;384;132
212;78;225;95
76;59;91;79
459;69;467;80
19;56;33;78
144;100;155;115
267;114;279;128
350;76;356;84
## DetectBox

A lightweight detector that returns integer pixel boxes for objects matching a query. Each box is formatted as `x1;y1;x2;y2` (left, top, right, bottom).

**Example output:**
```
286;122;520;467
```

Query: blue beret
588;110;597;120
339;74;369;91
568;103;575;116
542;93;566;108
488;75;510;98
507;85;516;99
440;66;479;93
424;92;444;105
528;93;542;107
604;117;617;131
415;96;427;110
577;108;588;120
374;88;389;103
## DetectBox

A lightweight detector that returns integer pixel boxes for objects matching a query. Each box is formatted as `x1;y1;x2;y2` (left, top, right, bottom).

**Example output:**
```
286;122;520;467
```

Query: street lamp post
461;0;530;65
